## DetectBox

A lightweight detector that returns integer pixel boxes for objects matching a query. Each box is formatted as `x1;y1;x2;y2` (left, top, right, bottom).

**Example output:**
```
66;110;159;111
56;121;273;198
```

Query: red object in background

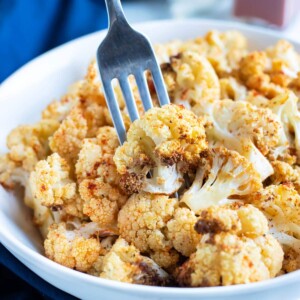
234;0;300;27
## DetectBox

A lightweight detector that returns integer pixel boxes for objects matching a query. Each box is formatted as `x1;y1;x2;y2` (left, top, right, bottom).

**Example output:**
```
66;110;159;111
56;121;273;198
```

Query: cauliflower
203;30;247;76
77;60;145;134
266;40;300;85
219;77;247;101
0;154;60;238
270;160;300;193
79;178;127;228
166;207;200;256
193;99;282;180
245;90;270;107
180;30;247;77
0;154;28;189
114;104;207;195
0;120;60;236
49;106;88;164
247;184;300;272
42;82;81;122
176;205;283;286
30;153;84;219
77;60;106;107
118;192;179;268
239;40;300;98
161;51;220;108
263;92;300;162
44;221;117;272
6;120;59;171
76;126;127;227
289;72;300;98
75;126;120;185
100;238;172;286
86;235;118;276
154;40;182;64
239;52;284;99
181;147;262;213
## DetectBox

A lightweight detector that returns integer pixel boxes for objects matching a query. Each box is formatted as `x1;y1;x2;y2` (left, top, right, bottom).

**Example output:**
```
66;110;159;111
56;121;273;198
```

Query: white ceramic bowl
0;19;299;300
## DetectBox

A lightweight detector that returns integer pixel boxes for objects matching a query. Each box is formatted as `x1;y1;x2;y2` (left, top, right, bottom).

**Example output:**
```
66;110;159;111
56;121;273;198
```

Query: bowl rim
0;18;299;296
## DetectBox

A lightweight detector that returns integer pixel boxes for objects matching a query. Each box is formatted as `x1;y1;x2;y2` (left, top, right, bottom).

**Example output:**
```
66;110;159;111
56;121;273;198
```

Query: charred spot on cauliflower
114;104;207;195
100;238;173;286
177;205;283;286
162;51;220;108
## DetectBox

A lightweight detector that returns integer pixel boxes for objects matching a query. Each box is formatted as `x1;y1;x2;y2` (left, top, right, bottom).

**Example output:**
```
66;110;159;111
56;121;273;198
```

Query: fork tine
134;71;153;111
118;76;140;122
101;79;127;144
149;62;170;106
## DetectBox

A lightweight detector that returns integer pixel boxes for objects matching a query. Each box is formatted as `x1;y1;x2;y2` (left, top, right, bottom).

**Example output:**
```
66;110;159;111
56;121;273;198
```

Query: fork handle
105;0;128;27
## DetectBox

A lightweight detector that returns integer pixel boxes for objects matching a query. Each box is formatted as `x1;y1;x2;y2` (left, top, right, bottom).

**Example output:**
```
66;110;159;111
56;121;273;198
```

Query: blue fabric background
0;0;108;298
0;244;77;299
0;0;108;82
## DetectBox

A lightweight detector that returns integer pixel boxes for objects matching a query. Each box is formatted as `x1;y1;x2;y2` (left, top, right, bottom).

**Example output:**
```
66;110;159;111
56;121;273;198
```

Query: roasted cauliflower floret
118;192;179;268
194;205;269;238
181;147;262;213
219;77;247;101
179;30;247;77
6;120;59;171
239;41;300;98
176;205;283;286
42;82;80;122
30;153;83;218
193;99;282;180
114;104;207;195
100;238;172;286
248;184;300;272
154;40;182;64
44;221;116;272
162;51;220;108
49;106;88;164
282;246;300;273
79;178;127;228
78;60;145;134
166;207;200;257
30;153;76;208
264;92;300;162
0;153;56;237
76;126;126;227
42;61;111;136
245;90;270;107
0;154;27;189
270;160;300;193
239;51;284;98
266;40;300;86
77;60;106;107
203;30;247;76
75;126;120;185
289;72;300;98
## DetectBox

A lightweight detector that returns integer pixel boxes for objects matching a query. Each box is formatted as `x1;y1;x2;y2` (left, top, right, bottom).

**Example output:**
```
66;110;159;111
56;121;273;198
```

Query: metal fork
97;0;170;144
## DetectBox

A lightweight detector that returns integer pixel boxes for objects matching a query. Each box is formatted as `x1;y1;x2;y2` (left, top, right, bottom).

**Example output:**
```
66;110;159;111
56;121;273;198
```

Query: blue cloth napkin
0;0;108;298
0;243;77;299
0;0;108;82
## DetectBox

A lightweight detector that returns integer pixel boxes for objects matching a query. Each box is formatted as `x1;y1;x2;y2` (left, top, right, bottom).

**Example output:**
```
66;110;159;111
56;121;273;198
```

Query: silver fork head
97;0;170;144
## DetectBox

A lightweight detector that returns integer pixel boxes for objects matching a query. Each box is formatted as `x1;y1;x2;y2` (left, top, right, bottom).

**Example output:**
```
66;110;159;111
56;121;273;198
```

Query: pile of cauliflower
1;30;300;287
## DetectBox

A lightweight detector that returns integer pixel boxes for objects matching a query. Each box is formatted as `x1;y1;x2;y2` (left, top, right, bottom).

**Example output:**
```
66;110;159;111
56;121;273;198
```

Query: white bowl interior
0;19;299;300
